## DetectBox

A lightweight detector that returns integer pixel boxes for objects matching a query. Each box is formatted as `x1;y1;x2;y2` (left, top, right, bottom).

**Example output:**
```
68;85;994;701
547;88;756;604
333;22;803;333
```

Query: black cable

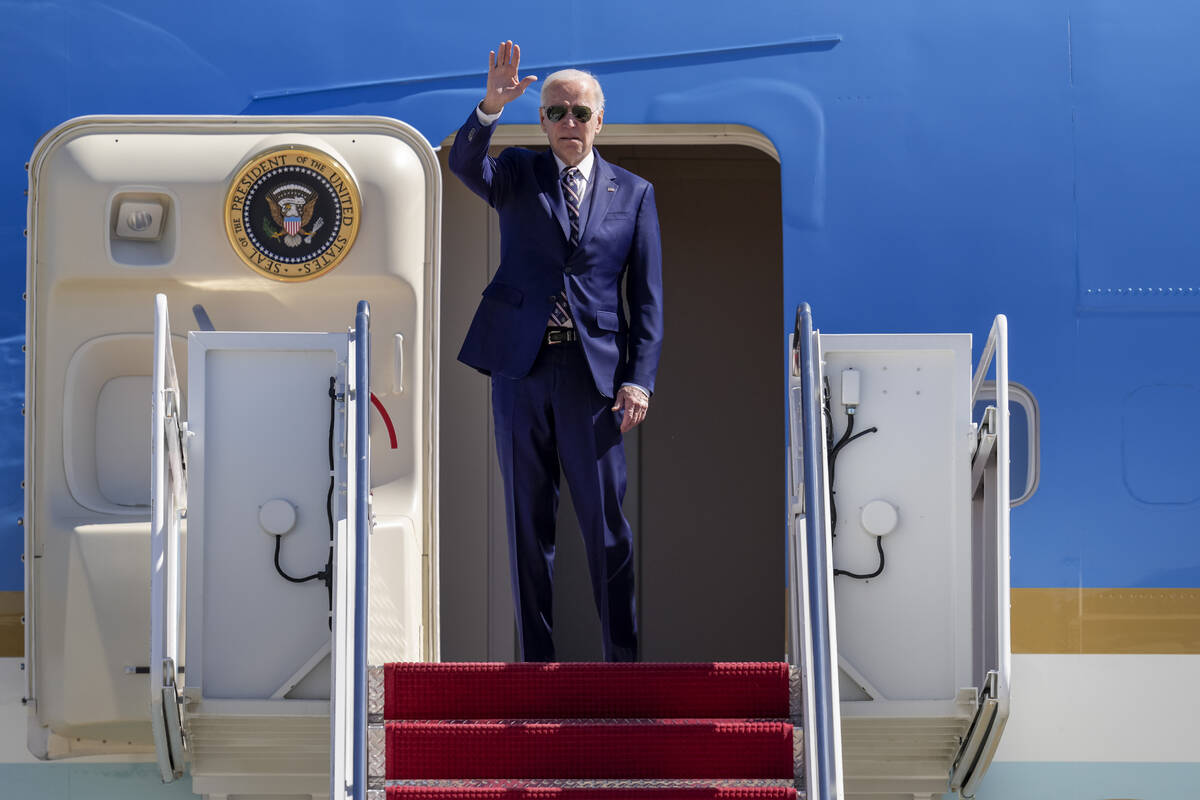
823;391;883;580
827;412;852;534
822;377;840;533
273;534;326;584
844;428;878;446
270;377;338;632
828;412;880;534
834;533;886;580
822;377;834;457
828;411;856;490
324;377;336;627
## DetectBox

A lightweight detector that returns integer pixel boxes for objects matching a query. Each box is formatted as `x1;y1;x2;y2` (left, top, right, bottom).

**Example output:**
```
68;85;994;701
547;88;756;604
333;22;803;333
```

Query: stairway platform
379;663;797;721
386;719;799;781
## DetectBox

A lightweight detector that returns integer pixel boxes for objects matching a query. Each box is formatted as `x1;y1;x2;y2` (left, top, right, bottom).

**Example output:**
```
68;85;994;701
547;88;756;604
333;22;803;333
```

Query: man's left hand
612;385;650;433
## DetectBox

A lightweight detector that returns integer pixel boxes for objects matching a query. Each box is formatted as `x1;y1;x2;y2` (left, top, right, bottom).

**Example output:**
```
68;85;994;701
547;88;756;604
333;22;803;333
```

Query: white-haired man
449;41;664;662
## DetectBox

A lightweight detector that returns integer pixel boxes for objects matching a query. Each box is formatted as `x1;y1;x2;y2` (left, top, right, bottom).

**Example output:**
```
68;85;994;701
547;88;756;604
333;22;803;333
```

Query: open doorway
438;130;784;663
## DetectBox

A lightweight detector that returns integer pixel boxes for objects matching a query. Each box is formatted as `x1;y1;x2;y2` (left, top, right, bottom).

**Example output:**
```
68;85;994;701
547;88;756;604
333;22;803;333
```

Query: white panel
95;376;151;506
995;654;1200;763
823;334;973;703
59;523;156;732
190;335;343;700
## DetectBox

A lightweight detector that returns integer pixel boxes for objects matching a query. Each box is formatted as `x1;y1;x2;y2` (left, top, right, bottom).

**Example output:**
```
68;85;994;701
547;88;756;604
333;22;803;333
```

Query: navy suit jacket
448;109;664;397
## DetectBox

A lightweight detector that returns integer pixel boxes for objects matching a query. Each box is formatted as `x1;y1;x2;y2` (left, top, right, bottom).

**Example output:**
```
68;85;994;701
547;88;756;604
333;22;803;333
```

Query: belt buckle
546;328;575;345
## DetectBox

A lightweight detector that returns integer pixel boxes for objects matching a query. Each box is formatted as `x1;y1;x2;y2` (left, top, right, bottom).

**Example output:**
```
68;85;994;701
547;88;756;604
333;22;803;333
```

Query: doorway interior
438;128;785;663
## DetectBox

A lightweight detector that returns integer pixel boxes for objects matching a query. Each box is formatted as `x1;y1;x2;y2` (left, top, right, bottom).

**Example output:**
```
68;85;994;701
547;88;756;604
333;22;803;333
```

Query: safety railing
331;301;372;800
785;303;844;800
951;313;1011;797
967;313;1011;704
150;293;187;782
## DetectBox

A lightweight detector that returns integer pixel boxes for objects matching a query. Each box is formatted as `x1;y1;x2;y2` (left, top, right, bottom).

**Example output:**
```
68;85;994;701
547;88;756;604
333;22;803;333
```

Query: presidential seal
224;146;361;281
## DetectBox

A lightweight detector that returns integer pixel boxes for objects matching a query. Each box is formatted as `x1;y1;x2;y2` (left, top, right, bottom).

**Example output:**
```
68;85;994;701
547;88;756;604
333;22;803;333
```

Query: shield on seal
284;217;301;236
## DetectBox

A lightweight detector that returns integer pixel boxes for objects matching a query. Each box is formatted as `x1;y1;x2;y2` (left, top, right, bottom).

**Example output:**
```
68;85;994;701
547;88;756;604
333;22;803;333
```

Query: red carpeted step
384;662;791;720
385;788;797;799
387;720;795;781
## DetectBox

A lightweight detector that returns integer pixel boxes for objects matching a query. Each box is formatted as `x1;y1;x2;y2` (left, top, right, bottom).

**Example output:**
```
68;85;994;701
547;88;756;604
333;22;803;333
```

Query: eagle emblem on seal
264;183;325;247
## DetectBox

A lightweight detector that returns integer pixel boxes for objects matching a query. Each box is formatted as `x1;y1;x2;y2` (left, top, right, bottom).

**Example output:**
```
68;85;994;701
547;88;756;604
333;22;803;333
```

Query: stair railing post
352;300;372;800
795;303;844;800
332;301;372;800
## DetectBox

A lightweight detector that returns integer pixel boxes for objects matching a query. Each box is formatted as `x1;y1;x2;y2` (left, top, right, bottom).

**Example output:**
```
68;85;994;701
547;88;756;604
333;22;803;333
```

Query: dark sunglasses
543;104;593;123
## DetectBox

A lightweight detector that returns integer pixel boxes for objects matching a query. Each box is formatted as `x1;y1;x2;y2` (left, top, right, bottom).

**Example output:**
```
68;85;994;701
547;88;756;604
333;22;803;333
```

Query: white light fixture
259;498;298;536
861;499;899;536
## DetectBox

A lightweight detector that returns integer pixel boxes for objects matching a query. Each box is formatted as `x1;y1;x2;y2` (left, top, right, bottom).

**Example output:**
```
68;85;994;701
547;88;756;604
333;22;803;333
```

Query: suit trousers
490;339;638;662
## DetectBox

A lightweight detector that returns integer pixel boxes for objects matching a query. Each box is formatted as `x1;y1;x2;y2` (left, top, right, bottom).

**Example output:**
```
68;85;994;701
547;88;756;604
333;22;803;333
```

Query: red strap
370;392;398;449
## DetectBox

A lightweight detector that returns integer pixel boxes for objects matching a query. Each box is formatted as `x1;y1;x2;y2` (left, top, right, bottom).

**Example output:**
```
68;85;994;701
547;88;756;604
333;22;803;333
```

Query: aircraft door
24;115;440;769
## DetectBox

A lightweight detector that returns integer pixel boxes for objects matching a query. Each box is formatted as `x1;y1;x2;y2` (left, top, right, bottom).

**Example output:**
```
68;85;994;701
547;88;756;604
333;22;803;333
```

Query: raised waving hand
480;41;537;115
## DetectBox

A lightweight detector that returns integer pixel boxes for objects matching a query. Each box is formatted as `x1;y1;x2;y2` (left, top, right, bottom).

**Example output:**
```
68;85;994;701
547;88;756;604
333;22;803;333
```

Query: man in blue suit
449;41;663;662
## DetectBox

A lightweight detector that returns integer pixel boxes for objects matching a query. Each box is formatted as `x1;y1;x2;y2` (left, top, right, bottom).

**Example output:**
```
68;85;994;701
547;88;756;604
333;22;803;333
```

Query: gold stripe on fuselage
1012;587;1200;654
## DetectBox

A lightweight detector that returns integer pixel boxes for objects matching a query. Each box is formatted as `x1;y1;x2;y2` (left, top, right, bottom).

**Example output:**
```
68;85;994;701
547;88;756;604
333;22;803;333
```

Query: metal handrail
352;301;371;800
792;303;842;800
332;301;372;800
150;293;186;782
953;314;1012;797
151;295;175;682
969;315;1011;699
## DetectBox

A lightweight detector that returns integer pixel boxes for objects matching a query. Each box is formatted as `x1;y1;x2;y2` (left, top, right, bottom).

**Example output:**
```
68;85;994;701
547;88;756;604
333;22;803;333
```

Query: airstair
787;305;1014;799
373;662;799;799
22;116;1014;800
148;292;811;799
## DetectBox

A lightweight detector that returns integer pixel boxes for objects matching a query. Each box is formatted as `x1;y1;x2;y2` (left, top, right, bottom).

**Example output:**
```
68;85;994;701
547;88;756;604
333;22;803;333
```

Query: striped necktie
563;166;583;246
549;167;582;328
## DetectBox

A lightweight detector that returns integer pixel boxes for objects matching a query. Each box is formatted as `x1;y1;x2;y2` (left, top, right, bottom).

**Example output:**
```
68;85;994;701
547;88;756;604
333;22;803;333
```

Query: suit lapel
535;150;570;242
577;151;618;253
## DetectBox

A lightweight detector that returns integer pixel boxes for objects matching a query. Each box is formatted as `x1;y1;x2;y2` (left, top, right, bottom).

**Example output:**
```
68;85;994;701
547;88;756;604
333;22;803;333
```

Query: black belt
544;327;578;345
